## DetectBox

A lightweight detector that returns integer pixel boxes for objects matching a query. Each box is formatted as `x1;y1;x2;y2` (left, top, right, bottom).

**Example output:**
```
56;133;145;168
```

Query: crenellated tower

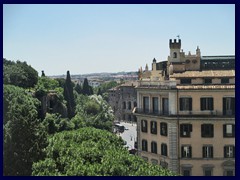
169;39;181;63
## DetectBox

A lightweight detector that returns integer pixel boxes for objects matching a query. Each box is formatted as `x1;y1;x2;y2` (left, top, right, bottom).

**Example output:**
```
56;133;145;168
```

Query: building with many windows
134;39;235;176
108;81;138;122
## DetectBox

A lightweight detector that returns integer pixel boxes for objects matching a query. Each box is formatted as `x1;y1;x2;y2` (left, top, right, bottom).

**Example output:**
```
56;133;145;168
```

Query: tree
63;71;76;119
75;83;82;94
3;85;47;176
82;78;90;95
97;88;102;96
74;94;114;131
32;127;176;176
3;59;38;88
42;113;74;134
41;70;45;77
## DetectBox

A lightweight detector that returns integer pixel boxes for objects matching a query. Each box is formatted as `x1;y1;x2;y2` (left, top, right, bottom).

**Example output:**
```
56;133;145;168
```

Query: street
117;122;137;150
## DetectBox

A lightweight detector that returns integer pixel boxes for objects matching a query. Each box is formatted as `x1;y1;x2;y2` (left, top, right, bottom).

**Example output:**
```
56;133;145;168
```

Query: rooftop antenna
177;35;180;40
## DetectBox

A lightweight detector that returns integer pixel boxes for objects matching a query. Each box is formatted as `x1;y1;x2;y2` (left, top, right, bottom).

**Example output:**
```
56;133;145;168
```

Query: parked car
114;124;125;133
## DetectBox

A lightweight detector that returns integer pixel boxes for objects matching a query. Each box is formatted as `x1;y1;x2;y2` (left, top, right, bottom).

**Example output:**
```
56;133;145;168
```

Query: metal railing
135;108;226;116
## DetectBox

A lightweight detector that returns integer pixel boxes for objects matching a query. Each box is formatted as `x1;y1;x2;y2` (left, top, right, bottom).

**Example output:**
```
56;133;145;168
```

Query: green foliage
35;76;60;97
55;78;66;88
97;87;102;95
75;83;82;94
74;94;114;131
94;81;118;101
84;100;101;115
3;85;48;176
42;113;75;134
32;127;176;176
82;78;93;95
41;70;46;77
3;58;38;88
98;81;118;94
64;71;76;119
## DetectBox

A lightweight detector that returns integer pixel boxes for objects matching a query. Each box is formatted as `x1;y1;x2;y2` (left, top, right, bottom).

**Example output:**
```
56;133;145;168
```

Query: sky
3;4;235;76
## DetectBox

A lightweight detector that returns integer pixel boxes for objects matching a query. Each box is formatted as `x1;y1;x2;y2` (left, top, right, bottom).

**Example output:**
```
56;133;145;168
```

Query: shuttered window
201;98;214;111
201;124;214;137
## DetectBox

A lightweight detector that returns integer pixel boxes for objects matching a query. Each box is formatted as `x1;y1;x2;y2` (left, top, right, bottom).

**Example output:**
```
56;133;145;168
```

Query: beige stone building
134;39;235;176
108;81;138;122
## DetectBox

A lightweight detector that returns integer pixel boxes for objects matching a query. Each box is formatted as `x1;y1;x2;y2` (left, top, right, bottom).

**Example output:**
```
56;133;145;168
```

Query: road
117;122;137;150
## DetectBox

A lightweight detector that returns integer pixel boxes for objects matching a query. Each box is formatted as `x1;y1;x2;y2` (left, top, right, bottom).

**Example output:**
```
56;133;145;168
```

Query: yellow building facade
135;39;235;176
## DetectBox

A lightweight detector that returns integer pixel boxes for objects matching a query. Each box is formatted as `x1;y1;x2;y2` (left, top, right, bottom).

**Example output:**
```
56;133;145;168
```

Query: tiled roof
171;70;235;78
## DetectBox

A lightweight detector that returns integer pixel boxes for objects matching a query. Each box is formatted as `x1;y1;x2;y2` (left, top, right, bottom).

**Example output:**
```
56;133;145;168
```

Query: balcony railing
135;108;170;116
134;108;228;117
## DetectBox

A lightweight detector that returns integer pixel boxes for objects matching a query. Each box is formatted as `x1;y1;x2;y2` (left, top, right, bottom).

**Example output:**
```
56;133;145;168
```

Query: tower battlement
169;39;181;49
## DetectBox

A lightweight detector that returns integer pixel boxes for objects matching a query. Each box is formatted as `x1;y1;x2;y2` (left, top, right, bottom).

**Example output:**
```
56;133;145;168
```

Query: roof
120;81;138;87
170;70;235;78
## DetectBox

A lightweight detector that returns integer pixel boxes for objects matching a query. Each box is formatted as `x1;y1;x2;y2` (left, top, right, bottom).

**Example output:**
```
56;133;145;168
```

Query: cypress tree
89;86;93;95
41;70;45;77
63;71;76;119
97;88;102;96
82;78;90;95
75;83;82;94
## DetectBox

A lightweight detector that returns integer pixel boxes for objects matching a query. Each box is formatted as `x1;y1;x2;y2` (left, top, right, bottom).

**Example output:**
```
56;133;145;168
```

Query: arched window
173;52;177;58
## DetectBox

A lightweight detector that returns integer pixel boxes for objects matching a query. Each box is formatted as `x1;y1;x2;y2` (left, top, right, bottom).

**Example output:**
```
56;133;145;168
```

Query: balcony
134;108;170;116
134;108;233;117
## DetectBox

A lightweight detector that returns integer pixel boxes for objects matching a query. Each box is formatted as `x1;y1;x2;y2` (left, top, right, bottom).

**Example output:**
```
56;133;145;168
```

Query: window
204;169;213;176
142;140;148;152
223;124;235;137
201;97;214;111
162;98;169;115
225;170;234;176
151;141;157;154
204;78;212;84
180;124;192;137
151;121;157;134
201;124;214;137
182;169;191;176
180;98;192;111
161;143;168;156
181;146;192;158
221;78;229;84
202;146;213;158
134;101;137;107
173;52;177;58
123;102;126;109
223;97;235;115
143;97;149;113
180;78;192;84
128;101;131;110
224;146;235;158
141;120;147;132
152;97;159;114
160;122;168;136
